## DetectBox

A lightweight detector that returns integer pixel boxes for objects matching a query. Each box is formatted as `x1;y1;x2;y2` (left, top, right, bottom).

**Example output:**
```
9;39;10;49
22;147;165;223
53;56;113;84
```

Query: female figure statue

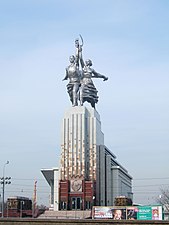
79;48;108;108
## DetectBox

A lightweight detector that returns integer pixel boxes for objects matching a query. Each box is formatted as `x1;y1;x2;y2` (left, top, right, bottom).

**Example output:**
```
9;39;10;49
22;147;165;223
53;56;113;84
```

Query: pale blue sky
0;0;169;206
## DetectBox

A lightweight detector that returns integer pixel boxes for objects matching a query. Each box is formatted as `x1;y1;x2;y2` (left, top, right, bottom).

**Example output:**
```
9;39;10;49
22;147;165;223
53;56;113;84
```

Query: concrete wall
60;106;104;181
111;165;132;204
105;154;112;206
97;145;106;206
97;145;132;206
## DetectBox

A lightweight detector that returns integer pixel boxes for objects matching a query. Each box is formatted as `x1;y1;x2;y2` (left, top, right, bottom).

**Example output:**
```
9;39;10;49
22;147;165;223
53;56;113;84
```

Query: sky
0;0;169;206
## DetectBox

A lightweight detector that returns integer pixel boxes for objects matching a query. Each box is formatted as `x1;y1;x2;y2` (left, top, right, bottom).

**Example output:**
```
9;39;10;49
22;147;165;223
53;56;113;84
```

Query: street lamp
0;161;11;218
20;201;24;218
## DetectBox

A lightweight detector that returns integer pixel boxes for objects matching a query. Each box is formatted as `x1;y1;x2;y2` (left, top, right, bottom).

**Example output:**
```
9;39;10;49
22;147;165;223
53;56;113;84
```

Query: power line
5;179;169;189
133;184;169;188
12;178;45;181
11;176;169;181
134;177;169;180
10;183;48;188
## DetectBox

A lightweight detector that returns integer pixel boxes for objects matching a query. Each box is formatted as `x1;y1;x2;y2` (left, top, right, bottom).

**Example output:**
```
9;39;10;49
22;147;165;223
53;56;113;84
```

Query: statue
62;39;81;106
63;36;108;108
78;46;108;108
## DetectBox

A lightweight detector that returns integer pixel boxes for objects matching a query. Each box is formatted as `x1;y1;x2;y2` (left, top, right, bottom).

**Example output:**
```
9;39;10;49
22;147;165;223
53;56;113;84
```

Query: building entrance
71;197;81;210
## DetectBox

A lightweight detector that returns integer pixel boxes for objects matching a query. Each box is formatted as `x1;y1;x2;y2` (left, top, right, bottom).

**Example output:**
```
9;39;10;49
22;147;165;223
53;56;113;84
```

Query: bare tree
156;188;169;212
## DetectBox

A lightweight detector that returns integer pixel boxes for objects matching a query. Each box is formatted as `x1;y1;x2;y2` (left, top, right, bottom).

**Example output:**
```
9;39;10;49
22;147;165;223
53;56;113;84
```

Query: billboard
94;207;113;219
137;205;163;220
92;205;163;220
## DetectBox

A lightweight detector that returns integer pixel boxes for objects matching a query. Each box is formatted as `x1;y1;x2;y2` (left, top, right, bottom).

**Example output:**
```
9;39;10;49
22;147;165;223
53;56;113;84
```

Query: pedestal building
42;106;132;210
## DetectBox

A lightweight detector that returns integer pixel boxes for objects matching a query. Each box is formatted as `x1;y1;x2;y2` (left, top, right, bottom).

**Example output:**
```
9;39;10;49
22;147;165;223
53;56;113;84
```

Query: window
85;201;91;210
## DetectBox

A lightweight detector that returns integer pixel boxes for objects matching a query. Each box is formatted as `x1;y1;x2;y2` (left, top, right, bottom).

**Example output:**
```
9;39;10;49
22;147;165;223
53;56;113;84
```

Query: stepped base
38;210;91;219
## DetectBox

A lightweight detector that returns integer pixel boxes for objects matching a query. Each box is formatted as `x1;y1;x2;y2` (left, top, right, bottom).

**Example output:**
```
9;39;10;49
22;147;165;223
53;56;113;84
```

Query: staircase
38;210;91;219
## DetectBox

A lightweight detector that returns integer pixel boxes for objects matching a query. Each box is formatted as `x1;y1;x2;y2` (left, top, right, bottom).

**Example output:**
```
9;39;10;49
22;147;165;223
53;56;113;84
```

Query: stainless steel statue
63;36;108;108
62;41;81;106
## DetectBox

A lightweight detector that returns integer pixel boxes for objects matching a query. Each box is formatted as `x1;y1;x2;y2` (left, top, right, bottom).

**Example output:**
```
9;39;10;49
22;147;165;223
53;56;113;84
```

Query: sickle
79;34;84;47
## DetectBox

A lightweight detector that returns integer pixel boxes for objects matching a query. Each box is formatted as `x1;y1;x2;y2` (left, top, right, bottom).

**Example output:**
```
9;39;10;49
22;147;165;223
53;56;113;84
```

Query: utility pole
0;161;11;218
32;180;37;218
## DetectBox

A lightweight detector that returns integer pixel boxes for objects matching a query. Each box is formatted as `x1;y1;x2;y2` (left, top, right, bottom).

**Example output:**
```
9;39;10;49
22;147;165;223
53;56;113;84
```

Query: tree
37;204;48;210
156;188;169;212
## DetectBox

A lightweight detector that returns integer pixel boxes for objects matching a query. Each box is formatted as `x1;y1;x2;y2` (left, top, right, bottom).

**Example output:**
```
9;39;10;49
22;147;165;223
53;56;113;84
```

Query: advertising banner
112;208;126;220
137;205;163;220
126;207;139;220
137;206;152;220
92;205;163;220
94;207;112;218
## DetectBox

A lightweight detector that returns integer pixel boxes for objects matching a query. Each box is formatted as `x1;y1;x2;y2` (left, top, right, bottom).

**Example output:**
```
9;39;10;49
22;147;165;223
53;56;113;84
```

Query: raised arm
75;35;85;69
92;69;108;81
78;46;85;69
75;39;80;68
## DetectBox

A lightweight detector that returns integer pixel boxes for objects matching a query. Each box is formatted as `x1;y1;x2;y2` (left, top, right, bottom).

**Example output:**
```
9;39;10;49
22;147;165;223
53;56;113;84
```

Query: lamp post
20;201;24;218
0;161;11;218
